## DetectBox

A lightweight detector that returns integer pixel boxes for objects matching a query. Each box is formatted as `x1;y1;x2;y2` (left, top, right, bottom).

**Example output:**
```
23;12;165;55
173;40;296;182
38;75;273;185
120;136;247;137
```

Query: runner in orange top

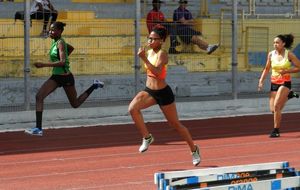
258;34;300;137
128;25;201;166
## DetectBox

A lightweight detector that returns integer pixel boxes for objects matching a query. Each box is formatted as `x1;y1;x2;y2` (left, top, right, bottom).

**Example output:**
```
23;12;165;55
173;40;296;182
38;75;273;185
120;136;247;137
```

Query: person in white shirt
30;0;58;37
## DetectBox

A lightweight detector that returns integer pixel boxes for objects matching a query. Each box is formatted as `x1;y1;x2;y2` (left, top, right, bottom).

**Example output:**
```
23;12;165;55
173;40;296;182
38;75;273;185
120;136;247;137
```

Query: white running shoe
93;79;104;89
139;134;154;153
25;127;43;136
207;44;219;54
191;145;201;166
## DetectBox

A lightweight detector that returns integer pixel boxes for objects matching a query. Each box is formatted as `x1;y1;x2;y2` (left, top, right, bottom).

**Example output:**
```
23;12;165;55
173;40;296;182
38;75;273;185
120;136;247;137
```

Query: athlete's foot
269;128;280;138
191;145;201;166
207;44;219;54
93;79;104;89
25;127;43;136
139;134;154;153
288;90;299;100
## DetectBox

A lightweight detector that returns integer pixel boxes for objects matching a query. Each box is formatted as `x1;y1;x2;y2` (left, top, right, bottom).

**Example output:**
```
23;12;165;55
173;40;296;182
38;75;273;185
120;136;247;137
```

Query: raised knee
69;102;80;108
128;105;140;116
128;106;135;115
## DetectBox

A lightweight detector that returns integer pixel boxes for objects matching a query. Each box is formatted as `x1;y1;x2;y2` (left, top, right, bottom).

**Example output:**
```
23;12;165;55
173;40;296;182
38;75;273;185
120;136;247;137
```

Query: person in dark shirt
173;0;218;54
146;0;180;54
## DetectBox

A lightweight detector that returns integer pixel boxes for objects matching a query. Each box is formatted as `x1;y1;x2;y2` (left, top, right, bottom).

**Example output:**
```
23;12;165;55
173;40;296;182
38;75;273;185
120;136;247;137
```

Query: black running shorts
144;85;175;106
270;81;291;91
49;73;75;87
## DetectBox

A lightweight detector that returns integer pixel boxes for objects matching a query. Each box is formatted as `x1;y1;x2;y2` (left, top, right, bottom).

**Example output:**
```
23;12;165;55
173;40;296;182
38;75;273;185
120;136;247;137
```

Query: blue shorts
144;85;175;106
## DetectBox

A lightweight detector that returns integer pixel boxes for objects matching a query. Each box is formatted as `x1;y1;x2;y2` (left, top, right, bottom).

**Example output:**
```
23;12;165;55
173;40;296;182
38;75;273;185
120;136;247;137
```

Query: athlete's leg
160;103;200;166
36;79;58;112
269;91;276;113
34;78;58;130
160;102;196;152
63;85;93;108
273;86;289;129
128;91;156;138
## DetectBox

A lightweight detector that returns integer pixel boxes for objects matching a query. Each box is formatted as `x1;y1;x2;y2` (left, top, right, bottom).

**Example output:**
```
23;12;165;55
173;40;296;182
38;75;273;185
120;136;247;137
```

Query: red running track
0;113;300;190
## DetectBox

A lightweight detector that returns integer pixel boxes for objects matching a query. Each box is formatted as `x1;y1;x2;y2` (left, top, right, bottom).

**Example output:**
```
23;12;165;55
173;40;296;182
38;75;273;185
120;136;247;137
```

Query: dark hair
52;21;66;32
152;0;163;4
152;24;168;41
276;34;294;49
179;0;188;4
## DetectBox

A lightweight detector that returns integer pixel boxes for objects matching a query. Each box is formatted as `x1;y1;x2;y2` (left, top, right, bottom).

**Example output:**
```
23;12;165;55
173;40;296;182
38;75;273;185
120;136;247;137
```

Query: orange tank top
144;49;167;80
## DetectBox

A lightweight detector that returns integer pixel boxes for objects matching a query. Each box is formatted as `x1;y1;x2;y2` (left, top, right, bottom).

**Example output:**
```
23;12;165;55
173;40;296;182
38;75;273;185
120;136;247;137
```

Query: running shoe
93;79;104;89
25;127;43;136
207;44;219;55
269;128;280;138
139;134;154;153
288;90;299;100
191;145;201;166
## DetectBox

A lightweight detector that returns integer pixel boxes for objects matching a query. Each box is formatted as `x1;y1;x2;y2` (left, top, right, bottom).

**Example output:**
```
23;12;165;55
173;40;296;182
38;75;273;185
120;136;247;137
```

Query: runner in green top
25;21;104;136
49;37;70;75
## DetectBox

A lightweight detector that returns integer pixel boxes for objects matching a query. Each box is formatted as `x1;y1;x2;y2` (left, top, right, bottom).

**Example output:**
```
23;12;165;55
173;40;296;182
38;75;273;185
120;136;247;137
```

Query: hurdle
153;161;300;190
195;176;300;190
169;168;297;189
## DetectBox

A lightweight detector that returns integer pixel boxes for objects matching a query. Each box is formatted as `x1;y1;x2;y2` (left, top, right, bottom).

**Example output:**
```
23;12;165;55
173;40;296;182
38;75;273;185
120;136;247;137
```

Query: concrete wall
0;66;279;109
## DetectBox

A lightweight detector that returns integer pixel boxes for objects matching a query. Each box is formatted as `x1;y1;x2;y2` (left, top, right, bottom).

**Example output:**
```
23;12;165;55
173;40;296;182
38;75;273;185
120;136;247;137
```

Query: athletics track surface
0;112;300;190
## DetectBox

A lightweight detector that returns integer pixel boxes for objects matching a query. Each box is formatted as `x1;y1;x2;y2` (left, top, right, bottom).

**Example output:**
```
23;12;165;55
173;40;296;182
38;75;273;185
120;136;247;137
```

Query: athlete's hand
34;62;44;68
137;47;146;59
258;81;263;91
279;69;288;75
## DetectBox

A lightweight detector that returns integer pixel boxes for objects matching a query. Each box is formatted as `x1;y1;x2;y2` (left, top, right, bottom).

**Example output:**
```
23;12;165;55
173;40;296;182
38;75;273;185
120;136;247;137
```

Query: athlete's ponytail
276;34;294;49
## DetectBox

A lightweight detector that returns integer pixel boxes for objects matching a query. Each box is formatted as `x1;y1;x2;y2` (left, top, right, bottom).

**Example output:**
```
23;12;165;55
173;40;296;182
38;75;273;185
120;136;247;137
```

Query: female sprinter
128;25;200;166
258;34;300;137
25;21;104;136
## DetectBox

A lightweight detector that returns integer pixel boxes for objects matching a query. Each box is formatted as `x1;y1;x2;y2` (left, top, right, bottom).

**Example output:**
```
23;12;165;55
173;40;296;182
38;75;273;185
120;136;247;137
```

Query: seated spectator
15;0;58;37
146;0;180;54
31;0;58;37
173;0;218;54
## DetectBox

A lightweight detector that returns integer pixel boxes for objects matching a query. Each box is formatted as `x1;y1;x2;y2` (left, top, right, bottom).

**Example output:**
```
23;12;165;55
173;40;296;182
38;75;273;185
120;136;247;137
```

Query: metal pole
134;0;141;94
24;0;31;110
200;0;208;17
232;0;238;99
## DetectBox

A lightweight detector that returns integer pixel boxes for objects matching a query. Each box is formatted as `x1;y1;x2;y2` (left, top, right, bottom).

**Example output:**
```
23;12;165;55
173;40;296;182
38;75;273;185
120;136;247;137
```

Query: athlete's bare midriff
146;75;167;90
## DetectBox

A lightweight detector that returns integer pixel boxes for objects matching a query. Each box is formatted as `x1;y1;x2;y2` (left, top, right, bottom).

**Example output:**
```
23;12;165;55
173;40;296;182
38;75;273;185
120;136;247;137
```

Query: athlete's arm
258;52;272;91
34;40;66;68
280;51;300;74
67;43;74;56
